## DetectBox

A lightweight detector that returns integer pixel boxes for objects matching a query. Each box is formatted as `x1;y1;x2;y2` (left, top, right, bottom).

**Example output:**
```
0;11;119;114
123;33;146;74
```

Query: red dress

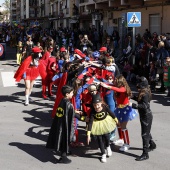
14;56;39;82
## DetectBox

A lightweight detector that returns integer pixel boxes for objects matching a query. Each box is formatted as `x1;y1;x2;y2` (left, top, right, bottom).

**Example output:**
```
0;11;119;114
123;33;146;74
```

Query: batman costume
46;98;75;155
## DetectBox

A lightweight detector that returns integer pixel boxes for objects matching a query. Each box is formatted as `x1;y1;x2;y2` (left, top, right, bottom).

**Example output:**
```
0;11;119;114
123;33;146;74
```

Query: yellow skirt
91;115;117;135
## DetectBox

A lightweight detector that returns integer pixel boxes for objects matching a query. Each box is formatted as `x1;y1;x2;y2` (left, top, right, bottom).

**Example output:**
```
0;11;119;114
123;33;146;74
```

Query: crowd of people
12;26;170;164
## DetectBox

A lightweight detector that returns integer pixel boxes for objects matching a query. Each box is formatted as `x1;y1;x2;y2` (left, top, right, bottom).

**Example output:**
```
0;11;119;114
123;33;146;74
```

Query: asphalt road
0;46;170;170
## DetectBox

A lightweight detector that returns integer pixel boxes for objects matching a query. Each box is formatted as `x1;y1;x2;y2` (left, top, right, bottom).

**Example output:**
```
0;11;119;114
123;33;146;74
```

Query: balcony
59;10;64;18
29;0;38;7
80;0;89;4
12;1;17;5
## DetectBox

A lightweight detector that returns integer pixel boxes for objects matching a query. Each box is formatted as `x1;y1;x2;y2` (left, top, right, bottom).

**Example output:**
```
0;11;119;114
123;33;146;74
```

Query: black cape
46;98;75;154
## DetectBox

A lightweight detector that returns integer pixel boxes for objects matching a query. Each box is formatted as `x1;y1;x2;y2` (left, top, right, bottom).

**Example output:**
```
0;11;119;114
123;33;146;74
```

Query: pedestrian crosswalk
0;71;42;87
1;72;17;87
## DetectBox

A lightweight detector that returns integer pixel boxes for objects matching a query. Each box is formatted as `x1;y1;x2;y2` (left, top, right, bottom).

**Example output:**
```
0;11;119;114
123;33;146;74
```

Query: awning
69;19;79;24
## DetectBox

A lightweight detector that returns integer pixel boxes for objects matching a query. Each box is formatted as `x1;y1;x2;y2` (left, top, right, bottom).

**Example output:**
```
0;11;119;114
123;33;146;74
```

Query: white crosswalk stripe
1;72;17;87
0;72;42;87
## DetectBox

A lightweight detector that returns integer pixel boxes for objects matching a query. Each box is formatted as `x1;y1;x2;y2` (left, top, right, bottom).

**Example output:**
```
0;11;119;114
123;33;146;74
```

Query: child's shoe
106;146;112;157
101;154;107;163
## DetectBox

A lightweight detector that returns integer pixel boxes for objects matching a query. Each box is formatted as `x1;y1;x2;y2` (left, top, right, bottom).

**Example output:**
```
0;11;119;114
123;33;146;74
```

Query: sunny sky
0;0;4;6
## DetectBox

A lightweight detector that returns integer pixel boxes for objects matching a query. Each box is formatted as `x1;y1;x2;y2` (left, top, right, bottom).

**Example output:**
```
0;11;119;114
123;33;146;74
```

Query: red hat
60;47;66;52
32;47;42;53
99;47;107;52
74;49;86;58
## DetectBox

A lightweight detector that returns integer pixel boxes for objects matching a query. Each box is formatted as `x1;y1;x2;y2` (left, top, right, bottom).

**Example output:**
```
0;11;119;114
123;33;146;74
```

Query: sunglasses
108;78;113;80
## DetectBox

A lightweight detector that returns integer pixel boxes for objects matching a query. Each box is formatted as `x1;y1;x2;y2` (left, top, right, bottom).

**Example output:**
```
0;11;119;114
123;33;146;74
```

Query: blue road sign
127;12;141;27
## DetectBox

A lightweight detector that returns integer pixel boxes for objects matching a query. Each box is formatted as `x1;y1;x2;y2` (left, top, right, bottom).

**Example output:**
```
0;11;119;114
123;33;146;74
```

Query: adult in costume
14;47;42;105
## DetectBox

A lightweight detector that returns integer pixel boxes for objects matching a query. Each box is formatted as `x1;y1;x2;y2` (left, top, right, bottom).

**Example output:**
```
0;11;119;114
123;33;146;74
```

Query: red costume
14;56;39;82
39;51;52;98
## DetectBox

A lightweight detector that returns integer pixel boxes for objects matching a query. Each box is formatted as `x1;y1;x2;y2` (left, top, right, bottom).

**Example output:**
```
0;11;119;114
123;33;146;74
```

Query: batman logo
95;112;105;119
56;107;64;117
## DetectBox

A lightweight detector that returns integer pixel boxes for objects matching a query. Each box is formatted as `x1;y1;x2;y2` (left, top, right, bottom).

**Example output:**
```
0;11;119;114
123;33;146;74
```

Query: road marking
1;72;17;87
34;76;42;85
1;72;42;87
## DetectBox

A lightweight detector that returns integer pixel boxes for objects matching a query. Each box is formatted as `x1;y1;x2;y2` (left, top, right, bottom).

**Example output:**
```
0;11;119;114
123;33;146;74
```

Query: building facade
10;0;17;22
13;0;170;36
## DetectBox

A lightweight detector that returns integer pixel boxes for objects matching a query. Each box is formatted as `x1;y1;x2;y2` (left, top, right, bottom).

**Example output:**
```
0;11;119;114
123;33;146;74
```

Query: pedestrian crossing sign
127;12;141;27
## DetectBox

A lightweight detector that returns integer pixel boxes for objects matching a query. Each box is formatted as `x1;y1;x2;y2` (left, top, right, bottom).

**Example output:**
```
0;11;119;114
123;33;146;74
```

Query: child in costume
87;93;119;163
100;75;138;151
163;57;170;97
46;85;75;164
16;41;23;65
131;77;156;161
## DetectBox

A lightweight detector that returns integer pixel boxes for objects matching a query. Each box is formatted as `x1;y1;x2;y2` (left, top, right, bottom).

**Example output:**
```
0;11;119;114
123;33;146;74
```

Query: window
149;14;161;35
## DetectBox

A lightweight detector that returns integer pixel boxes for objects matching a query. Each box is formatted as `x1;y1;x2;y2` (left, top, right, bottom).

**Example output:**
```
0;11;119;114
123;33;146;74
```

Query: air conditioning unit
108;12;113;19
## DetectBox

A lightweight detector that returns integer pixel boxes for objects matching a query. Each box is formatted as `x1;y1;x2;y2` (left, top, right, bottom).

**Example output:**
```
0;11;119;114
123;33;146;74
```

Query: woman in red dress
14;47;42;106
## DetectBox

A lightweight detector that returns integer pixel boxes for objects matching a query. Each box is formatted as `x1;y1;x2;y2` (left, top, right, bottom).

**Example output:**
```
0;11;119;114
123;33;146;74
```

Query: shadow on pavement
9;142;58;163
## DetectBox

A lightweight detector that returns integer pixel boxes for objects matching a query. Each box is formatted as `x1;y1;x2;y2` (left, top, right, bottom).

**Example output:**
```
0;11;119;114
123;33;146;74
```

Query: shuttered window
149;14;161;34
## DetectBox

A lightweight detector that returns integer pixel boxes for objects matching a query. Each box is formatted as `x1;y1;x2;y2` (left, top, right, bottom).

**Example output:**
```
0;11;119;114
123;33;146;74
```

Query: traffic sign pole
127;12;141;51
133;27;136;50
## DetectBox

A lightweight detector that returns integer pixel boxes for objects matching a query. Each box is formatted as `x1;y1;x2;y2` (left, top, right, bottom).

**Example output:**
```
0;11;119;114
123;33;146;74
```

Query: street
0;46;170;170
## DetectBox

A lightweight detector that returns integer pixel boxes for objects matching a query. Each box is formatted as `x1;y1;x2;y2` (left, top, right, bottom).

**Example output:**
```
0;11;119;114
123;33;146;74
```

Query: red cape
51;72;68;118
14;56;32;82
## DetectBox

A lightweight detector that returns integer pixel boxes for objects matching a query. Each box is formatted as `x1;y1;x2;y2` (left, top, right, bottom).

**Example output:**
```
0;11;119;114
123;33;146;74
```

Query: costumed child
163;57;170;97
46;85;87;164
131;76;156;161
87;93;119;163
100;75;138;151
16;41;23;65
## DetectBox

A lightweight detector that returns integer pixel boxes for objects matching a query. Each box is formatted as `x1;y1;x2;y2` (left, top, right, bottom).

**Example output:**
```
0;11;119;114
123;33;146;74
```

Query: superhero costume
46;98;75;154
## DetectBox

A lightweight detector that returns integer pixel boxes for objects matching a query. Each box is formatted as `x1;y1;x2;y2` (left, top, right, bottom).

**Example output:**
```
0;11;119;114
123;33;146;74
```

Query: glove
85;56;90;61
132;103;138;109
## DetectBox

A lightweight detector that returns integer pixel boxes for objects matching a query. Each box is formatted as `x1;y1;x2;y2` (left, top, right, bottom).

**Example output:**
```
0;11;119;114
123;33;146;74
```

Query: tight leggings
96;133;110;154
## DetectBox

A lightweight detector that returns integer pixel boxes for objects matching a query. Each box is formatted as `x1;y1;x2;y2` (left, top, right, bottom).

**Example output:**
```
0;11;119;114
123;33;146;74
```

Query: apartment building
79;0;170;35
15;0;170;38
10;0;17;22
18;0;78;29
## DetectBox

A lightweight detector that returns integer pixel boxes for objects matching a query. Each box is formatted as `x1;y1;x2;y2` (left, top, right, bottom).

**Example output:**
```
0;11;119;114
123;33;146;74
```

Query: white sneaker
106;146;112;156
106;146;112;157
101;154;107;163
119;144;130;152
112;139;124;145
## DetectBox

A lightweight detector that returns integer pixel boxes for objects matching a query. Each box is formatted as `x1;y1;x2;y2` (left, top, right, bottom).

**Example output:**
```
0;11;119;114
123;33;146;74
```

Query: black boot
148;140;156;152
58;156;72;164
135;153;149;161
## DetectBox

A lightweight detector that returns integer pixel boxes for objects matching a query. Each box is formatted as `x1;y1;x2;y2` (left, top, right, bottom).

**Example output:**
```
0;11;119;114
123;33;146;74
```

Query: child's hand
87;136;91;145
